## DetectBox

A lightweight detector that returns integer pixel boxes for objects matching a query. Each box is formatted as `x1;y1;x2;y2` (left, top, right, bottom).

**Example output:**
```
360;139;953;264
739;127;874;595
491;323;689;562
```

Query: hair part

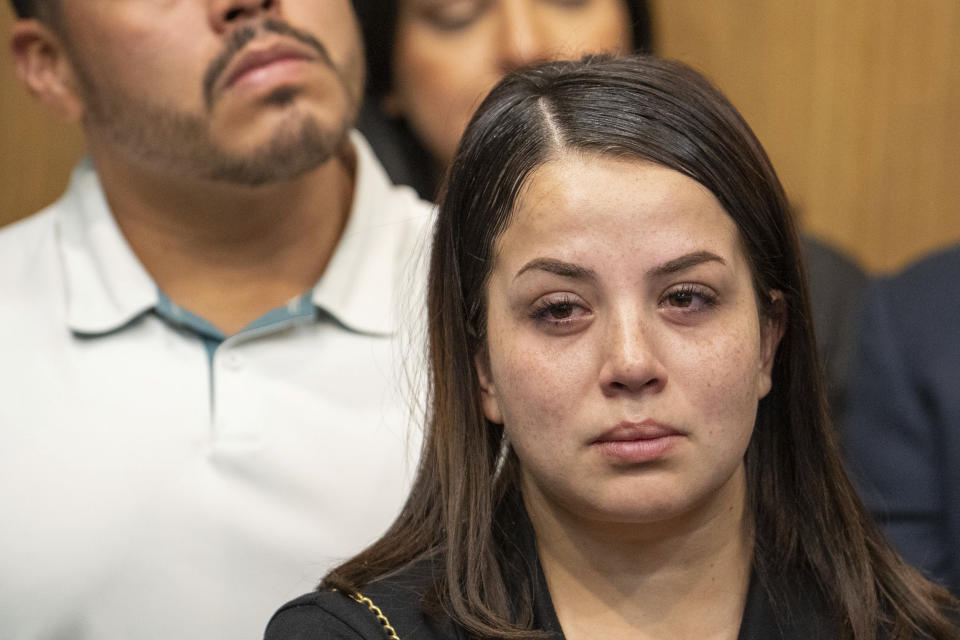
326;55;959;639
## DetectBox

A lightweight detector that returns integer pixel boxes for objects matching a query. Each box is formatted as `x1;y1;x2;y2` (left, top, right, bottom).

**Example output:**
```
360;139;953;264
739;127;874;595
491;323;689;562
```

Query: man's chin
204;117;350;186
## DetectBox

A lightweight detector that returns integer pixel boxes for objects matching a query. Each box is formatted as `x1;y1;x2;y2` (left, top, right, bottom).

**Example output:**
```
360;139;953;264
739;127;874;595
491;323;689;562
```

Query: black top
265;516;836;640
265;568;833;640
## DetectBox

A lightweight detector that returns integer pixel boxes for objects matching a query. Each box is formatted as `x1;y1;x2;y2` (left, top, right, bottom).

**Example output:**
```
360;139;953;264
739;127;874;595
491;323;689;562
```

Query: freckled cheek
500;388;577;478
680;333;762;439
492;343;590;440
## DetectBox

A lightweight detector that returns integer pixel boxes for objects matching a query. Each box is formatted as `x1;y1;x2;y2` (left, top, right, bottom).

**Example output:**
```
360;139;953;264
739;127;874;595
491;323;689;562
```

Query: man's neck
88;141;356;336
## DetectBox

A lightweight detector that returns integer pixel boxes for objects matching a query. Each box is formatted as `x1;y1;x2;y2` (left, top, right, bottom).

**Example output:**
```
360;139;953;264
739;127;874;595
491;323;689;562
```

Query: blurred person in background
354;0;651;199
844;244;960;596
0;0;431;637
351;0;865;429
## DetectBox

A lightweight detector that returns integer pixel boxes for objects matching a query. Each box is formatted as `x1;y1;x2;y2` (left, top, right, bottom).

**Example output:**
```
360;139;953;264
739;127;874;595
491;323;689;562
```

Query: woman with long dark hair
266;55;958;639
351;0;866;432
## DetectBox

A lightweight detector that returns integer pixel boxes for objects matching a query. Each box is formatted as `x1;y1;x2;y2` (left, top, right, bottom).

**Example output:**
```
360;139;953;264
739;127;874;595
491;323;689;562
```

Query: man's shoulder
802;235;867;293
380;182;435;243
871;244;960;331
0;216;68;379
0;207;61;293
886;244;960;298
350;129;436;238
0;207;58;258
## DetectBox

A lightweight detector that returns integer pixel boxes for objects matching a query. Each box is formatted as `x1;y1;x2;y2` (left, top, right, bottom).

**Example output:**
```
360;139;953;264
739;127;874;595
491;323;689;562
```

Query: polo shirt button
223;352;244;370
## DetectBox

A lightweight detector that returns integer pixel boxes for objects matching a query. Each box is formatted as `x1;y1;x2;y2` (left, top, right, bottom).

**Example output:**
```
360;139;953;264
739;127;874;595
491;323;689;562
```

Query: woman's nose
598;314;667;397
495;3;549;72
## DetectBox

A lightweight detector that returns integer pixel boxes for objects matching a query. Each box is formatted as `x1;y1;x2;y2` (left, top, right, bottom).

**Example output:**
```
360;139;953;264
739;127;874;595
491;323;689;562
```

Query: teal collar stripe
154;288;317;363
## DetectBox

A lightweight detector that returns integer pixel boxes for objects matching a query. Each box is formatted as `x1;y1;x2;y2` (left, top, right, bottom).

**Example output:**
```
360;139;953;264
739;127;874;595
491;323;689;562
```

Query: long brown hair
326;55;958;639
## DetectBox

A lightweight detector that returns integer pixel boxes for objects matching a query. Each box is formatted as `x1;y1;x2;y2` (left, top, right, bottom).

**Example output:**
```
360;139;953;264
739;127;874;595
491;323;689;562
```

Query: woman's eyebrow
648;251;726;278
515;258;597;282
514;252;726;282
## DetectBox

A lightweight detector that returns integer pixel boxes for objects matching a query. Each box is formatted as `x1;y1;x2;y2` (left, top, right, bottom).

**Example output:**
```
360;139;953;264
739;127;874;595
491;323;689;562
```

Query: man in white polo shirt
0;1;431;637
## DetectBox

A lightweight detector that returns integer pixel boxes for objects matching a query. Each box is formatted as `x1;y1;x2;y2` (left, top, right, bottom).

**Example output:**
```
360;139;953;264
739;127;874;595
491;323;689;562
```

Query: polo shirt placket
0;133;434;639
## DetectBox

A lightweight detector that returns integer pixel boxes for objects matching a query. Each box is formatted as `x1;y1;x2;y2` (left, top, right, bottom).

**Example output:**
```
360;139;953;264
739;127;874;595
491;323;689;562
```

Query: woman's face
476;154;782;530
390;0;633;166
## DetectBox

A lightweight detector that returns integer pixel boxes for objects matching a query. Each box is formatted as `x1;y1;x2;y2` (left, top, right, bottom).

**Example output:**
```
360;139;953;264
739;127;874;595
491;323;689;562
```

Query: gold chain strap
341;590;401;640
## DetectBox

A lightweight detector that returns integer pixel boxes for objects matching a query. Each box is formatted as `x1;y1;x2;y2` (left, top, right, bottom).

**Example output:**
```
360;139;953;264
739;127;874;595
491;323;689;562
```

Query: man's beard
80;85;353;186
70;20;360;187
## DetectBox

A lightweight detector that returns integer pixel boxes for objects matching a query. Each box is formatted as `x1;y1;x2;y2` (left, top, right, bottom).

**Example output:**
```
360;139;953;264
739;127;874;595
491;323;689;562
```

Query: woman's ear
474;347;504;424
757;290;786;399
10;19;85;122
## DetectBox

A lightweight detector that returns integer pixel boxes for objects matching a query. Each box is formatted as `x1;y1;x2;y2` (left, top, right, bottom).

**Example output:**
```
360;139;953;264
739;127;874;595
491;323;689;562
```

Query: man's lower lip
595;435;681;463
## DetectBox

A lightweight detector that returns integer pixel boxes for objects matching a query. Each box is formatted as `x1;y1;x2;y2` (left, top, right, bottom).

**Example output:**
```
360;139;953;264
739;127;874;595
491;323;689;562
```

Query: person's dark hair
9;0;32;18
326;55;959;639
8;0;55;21
350;0;653;200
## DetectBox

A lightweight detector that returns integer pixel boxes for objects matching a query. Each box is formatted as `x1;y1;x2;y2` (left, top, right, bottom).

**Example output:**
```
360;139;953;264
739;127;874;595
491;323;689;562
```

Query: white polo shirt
0;133;433;639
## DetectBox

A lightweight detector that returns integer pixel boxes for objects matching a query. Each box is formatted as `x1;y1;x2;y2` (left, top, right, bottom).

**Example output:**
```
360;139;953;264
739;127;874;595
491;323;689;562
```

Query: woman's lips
592;420;683;464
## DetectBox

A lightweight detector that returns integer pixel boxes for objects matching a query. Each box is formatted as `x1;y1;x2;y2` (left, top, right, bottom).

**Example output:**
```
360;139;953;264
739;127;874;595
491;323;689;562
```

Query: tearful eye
668;291;695;308
529;294;591;332
549;301;575;319
660;285;718;315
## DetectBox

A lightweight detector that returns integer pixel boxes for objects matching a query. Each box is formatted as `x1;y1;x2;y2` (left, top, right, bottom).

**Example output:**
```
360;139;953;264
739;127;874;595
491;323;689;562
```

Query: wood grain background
2;1;958;272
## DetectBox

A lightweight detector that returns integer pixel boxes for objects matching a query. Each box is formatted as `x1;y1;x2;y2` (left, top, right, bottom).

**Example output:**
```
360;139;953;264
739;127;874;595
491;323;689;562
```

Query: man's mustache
203;19;333;108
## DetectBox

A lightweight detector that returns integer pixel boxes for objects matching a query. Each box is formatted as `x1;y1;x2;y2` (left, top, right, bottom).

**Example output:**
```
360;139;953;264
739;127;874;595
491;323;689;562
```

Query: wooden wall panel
651;0;960;272
2;2;958;271
0;3;84;230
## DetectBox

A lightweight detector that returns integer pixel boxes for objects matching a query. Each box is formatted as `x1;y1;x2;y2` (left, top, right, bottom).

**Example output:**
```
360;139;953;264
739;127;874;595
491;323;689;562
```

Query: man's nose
598;313;667;398
208;0;281;34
